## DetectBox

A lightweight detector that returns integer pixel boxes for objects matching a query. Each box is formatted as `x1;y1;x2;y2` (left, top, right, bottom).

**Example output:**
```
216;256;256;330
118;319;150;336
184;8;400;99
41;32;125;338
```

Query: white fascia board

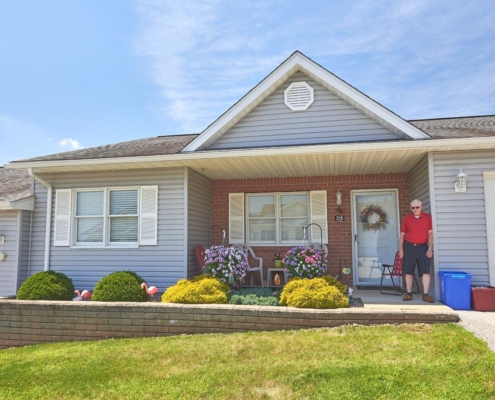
183;52;429;152
0;202;14;210
11;195;35;211
5;136;495;172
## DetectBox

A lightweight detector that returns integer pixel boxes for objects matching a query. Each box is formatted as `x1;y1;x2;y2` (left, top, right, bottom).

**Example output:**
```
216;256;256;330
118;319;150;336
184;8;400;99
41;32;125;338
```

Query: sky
1;0;495;166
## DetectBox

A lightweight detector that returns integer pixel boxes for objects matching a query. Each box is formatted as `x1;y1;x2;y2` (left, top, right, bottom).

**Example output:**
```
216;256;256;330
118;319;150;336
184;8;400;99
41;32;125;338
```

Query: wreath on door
359;204;388;232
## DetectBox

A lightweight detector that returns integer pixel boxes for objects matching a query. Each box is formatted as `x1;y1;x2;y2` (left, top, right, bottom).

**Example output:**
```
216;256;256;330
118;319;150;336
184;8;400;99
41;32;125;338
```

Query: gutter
28;168;52;271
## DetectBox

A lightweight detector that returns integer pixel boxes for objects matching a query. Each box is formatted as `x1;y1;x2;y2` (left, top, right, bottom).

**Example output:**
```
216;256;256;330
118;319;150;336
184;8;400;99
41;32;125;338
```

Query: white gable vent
284;81;314;111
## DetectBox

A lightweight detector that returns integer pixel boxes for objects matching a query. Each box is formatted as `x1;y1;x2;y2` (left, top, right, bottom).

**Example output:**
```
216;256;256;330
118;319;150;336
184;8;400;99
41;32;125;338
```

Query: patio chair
232;244;263;287
195;244;206;268
380;251;420;295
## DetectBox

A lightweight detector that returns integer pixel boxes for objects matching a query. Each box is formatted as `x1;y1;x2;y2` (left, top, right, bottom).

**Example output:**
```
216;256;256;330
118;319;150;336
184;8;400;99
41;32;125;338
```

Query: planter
274;260;282;267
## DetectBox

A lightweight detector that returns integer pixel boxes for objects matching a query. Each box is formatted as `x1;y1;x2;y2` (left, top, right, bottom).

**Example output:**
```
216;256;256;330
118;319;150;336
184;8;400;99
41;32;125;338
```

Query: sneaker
402;293;413;301
422;294;435;303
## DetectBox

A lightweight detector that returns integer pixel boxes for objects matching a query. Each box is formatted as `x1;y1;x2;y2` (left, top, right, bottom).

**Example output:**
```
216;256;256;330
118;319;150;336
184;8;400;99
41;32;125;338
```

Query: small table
266;268;288;287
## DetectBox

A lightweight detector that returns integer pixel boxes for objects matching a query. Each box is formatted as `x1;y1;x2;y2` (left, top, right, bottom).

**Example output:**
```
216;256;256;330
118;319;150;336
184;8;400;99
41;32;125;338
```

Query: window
230;191;327;246
54;186;158;247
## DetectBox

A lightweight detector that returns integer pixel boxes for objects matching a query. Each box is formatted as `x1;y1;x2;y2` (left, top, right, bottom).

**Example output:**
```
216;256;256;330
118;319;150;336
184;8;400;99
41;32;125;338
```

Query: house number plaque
335;215;344;222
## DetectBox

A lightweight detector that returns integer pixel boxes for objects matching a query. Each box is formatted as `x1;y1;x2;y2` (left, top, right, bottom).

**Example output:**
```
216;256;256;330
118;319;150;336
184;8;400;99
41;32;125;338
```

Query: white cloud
58;138;83;150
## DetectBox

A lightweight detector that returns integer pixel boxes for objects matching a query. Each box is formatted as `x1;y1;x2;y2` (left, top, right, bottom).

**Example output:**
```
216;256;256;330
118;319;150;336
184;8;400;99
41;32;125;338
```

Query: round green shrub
161;277;228;304
92;271;148;302
280;278;349;309
17;271;75;301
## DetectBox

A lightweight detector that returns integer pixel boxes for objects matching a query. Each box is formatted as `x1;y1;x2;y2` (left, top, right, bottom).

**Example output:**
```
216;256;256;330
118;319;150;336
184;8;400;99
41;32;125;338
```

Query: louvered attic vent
284;81;314;111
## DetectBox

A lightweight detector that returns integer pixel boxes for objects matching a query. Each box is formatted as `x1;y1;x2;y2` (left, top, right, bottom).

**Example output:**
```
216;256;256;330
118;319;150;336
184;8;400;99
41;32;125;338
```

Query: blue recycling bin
438;270;472;310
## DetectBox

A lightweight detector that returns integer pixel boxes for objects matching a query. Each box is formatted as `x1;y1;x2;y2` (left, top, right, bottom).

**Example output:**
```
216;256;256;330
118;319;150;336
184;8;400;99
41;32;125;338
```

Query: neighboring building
0;169;34;297
4;51;495;298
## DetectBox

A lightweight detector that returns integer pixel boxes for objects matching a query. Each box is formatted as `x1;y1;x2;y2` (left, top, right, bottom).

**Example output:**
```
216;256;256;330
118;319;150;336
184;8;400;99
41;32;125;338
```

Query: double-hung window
229;191;328;246
54;186;157;247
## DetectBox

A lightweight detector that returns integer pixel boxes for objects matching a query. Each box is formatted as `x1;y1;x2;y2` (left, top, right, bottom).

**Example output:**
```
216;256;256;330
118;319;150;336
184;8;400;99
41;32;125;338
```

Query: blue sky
1;0;494;166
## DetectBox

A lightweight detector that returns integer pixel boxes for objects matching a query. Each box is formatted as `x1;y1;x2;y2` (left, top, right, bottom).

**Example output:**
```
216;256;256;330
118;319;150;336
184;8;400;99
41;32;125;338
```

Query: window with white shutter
310;190;328;244
229;193;244;244
139;186;158;246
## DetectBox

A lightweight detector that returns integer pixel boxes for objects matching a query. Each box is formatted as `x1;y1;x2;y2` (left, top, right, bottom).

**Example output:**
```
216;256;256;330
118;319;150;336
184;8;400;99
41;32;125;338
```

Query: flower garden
16;245;349;309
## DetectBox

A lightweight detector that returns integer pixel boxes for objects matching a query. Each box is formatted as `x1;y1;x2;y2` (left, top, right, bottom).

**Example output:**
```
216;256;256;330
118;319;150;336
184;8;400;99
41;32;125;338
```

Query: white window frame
72;186;140;248
246;191;311;246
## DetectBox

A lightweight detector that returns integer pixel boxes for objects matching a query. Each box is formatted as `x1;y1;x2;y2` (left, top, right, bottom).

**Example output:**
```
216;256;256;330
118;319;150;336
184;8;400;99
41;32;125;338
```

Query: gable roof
0;168;32;210
183;51;430;151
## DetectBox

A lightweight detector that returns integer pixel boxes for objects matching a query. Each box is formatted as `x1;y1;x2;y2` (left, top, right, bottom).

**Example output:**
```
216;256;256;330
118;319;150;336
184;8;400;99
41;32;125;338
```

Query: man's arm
426;230;433;259
399;232;405;259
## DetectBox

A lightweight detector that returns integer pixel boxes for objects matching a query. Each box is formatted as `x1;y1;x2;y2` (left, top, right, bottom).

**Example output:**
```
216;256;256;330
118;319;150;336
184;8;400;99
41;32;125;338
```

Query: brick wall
0;300;456;349
212;174;409;285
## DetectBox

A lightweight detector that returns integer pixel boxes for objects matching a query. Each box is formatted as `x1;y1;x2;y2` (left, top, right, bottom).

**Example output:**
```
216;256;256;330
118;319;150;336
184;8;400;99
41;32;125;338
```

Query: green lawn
1;324;494;399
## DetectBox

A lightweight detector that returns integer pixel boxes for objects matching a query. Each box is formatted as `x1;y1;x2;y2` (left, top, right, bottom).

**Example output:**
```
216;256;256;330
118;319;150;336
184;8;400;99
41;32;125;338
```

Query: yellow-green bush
321;275;347;295
280;278;349;309
161;277;229;304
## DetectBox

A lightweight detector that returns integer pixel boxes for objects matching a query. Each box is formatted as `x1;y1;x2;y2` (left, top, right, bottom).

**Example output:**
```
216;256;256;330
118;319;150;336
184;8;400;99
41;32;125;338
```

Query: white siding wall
18;210;33;287
208;72;398;150
187;168;212;278
408;155;430;213
29;182;48;275
29;168;187;292
432;151;495;285
0;211;20;296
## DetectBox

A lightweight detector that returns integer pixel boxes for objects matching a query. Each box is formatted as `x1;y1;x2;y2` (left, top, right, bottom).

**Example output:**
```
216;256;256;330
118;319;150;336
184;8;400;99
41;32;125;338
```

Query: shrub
203;245;250;285
161;277;228;304
92;271;148;302
229;288;279;306
17;271;75;301
321;275;347;295
283;246;327;279
280;278;349;309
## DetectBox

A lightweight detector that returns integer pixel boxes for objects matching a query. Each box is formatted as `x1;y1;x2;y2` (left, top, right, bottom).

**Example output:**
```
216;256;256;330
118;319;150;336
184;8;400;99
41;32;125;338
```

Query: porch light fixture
335;189;342;206
455;169;468;193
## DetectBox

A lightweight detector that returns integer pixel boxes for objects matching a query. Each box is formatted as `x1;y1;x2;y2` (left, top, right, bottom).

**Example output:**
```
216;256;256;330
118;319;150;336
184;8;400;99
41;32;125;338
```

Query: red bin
471;286;495;311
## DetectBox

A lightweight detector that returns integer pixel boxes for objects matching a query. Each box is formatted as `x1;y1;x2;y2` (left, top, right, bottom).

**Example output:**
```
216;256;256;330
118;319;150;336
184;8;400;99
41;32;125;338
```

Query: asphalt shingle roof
0;169;32;203
8;115;495;164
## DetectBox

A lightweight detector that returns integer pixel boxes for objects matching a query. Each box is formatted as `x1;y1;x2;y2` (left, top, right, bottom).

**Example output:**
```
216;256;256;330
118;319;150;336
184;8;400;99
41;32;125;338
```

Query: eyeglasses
410;206;421;210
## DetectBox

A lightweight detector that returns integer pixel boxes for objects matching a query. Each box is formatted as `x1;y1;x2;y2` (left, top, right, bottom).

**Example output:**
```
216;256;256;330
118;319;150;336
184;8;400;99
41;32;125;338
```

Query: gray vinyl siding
187;168;212;278
0;211;20;296
29;182;48;275
409;155;430;213
208;72;399;150
18;210;33;286
432;150;495;285
30;168;186;293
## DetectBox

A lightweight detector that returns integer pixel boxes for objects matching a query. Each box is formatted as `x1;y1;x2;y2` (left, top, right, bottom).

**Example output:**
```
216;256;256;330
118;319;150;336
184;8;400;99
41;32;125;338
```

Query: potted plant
273;252;283;268
282;246;327;279
203;245;250;287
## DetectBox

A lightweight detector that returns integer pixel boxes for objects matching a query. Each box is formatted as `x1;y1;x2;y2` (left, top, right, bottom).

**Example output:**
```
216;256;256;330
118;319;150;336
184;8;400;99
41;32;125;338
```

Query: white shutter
54;189;72;246
310;190;328;244
139;186;158;246
229;193;244;244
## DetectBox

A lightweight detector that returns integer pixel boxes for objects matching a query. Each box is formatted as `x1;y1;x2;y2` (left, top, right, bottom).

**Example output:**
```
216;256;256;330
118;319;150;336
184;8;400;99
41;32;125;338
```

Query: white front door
352;190;400;286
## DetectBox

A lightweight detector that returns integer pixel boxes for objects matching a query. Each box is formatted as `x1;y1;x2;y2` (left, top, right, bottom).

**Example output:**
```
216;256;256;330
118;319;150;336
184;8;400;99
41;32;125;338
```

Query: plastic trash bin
471;286;495;311
438;270;472;310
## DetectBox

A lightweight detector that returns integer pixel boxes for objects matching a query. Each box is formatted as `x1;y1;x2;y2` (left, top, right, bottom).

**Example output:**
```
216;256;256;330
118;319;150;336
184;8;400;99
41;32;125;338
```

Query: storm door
352;190;400;286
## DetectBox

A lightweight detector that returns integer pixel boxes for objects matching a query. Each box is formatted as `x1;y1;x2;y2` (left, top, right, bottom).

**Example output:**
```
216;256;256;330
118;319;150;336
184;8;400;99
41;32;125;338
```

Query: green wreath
359;204;388;232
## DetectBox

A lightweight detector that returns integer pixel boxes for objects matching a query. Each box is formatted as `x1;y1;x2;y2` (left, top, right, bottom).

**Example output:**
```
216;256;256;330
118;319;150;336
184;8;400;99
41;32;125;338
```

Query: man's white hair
410;199;423;206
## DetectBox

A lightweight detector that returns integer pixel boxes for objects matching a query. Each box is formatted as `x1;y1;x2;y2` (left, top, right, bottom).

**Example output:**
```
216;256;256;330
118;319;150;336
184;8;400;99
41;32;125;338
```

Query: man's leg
422;273;431;294
405;274;414;293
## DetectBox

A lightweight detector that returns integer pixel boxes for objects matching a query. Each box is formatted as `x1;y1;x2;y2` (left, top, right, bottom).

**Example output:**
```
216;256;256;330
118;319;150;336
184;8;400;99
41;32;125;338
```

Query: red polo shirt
401;212;432;244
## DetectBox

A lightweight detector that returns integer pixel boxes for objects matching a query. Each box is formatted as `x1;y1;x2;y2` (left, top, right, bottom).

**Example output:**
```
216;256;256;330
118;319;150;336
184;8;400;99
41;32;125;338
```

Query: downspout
28;168;52;271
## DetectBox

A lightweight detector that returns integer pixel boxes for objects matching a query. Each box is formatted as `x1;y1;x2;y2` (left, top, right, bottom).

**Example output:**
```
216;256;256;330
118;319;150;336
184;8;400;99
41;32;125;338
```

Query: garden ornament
141;282;159;298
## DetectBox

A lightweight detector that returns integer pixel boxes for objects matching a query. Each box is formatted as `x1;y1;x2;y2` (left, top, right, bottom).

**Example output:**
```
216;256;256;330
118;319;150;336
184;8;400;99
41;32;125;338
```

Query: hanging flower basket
359;204;388;232
203;245;250;285
282;246;327;279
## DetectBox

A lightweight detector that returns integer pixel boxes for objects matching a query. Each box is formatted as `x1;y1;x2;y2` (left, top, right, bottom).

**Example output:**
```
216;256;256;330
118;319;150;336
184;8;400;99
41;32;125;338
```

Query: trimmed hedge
229;288;279;306
92;271;149;302
16;271;74;301
161;277;228;304
280;278;349;309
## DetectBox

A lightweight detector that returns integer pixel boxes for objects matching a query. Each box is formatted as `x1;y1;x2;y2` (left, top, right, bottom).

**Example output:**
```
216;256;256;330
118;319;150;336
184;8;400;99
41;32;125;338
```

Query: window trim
246;191;311;246
72;186;140;248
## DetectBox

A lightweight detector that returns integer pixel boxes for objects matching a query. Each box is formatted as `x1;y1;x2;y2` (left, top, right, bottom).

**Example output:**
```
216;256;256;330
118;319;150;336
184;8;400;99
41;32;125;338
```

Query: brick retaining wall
0;300;458;349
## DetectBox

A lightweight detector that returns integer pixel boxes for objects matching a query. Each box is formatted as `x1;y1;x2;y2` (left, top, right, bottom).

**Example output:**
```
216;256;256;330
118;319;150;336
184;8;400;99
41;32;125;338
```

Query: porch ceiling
7;137;495;180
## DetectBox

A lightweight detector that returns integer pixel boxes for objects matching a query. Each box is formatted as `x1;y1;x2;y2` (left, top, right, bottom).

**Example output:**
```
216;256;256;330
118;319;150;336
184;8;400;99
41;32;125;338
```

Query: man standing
399;199;434;303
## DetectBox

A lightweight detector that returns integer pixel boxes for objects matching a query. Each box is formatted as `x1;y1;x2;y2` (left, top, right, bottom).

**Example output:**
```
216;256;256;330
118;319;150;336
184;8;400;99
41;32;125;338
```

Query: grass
1;324;495;399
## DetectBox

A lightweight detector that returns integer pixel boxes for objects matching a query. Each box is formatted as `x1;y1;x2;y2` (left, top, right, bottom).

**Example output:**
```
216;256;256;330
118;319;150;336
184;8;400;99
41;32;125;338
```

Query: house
0;168;34;297
3;51;495;299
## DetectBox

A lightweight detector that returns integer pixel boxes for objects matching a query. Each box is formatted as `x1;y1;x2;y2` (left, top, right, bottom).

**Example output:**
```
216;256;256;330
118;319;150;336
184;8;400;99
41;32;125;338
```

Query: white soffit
183;51;430;152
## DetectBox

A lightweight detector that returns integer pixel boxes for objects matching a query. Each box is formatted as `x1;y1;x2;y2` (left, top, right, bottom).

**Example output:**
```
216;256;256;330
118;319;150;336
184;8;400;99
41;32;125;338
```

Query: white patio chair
232;244;264;287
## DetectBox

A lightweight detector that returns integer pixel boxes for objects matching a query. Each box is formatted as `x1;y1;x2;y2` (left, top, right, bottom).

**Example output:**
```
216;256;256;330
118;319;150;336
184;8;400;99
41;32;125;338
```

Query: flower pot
274;260;282;267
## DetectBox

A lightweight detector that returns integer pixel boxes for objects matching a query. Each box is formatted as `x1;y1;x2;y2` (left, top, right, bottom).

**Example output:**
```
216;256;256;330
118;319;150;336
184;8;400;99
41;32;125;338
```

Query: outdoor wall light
335;189;342;206
0;235;4;245
455;169;468;193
